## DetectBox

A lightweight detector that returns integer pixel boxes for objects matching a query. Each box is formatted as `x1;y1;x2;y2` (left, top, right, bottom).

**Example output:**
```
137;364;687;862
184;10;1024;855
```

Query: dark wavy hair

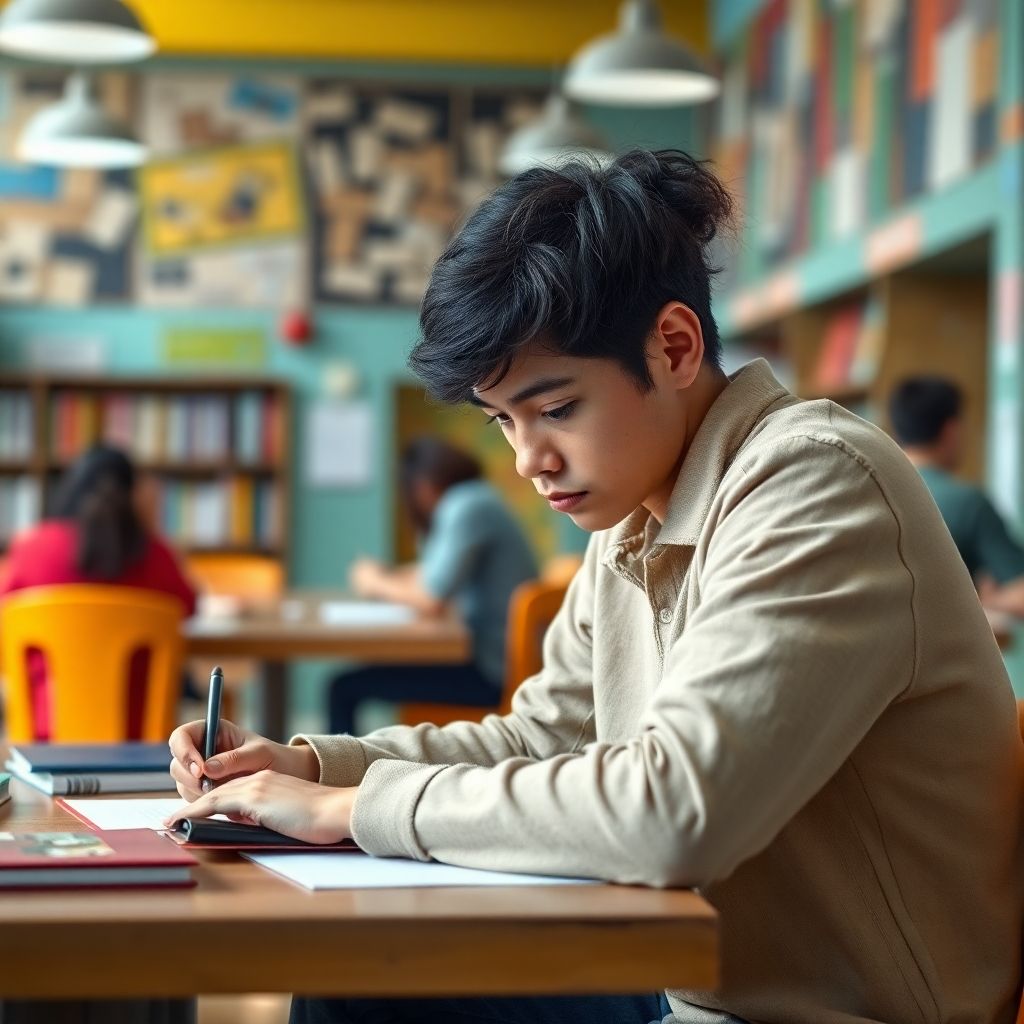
53;444;146;580
400;436;482;534
889;377;963;446
410;148;734;403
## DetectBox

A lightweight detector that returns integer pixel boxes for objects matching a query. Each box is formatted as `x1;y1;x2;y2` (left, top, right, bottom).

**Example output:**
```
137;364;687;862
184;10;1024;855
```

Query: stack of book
4;743;176;796
0;829;196;889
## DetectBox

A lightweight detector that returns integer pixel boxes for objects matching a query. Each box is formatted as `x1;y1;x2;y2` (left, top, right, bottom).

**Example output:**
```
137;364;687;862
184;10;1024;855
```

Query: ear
648;301;705;389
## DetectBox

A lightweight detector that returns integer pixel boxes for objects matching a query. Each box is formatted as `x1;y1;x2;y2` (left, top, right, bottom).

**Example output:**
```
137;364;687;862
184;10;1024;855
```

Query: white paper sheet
317;600;416;627
244;851;596;890
63;798;230;831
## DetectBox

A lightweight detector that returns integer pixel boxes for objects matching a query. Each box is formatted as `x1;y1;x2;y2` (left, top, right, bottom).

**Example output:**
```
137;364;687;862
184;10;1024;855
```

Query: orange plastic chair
0;584;186;742
399;578;569;727
185;553;284;598
184;553;286;722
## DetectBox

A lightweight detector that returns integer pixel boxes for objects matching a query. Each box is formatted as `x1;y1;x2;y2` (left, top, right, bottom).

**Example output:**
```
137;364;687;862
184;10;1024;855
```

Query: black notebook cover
169;817;357;850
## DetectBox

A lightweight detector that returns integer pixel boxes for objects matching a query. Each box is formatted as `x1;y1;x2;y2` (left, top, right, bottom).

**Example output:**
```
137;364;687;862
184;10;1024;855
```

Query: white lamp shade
499;94;612;176
18;74;147;168
0;0;155;62
565;0;719;107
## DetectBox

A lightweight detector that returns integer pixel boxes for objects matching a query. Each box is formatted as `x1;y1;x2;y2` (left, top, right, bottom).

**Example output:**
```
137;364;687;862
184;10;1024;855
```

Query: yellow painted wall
122;1;708;64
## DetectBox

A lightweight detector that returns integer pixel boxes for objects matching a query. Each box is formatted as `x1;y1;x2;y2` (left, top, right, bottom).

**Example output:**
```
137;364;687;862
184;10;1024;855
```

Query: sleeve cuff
350;759;451;860
290;733;368;788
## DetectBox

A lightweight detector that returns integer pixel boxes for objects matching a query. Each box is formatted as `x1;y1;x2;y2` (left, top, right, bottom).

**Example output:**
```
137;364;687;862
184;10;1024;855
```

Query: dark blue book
4;743;173;796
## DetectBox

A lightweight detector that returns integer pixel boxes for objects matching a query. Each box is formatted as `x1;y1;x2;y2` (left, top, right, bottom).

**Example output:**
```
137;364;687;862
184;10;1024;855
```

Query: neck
903;447;945;470
646;365;730;523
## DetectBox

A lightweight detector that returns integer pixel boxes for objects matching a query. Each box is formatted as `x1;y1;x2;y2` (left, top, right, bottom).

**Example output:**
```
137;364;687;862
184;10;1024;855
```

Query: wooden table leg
261;661;288;741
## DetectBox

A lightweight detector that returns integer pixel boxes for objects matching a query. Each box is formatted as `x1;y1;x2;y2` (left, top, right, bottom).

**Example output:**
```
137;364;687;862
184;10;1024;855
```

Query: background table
0;776;719;1001
184;592;471;739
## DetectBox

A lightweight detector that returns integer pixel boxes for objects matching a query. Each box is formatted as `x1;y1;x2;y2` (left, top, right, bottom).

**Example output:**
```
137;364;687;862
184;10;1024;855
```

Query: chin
569;505;632;533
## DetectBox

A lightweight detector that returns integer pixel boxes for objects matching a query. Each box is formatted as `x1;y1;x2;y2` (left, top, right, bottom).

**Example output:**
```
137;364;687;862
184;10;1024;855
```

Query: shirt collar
602;359;792;569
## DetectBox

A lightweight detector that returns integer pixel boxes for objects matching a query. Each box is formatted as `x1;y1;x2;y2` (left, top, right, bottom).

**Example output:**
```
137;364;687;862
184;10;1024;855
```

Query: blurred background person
890;376;1024;617
0;444;197;739
329;436;537;734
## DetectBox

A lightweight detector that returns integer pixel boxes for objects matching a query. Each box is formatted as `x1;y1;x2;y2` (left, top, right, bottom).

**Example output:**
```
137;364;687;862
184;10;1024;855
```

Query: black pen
201;665;223;794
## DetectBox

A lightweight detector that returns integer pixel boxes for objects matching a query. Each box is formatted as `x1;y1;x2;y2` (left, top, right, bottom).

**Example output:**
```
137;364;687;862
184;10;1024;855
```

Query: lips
544;491;587;513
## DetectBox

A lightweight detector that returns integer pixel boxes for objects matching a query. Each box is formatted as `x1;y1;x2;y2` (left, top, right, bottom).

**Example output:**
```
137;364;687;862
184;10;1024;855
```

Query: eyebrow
469;376;576;409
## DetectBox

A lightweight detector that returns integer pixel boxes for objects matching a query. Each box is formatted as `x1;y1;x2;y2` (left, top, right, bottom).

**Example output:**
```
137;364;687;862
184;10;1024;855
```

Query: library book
0;829;196;889
5;742;175;796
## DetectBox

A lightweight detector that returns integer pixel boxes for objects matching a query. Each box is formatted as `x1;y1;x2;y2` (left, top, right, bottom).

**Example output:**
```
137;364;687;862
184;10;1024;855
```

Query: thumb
203;742;261;779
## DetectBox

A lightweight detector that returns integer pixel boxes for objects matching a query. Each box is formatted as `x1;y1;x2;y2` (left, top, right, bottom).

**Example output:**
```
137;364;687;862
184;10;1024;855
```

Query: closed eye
485;412;511;426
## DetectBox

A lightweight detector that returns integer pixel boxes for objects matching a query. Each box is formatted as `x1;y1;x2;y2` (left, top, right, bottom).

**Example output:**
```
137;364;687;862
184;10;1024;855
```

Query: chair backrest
499;578;569;714
185;553;284;598
1;584;186;742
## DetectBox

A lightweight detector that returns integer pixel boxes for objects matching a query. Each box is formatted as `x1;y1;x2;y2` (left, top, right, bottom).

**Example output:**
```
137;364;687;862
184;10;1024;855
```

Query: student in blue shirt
328;436;538;734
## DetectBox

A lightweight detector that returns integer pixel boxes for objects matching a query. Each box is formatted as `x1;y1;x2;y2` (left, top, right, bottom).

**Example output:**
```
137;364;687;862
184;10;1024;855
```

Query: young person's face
472;305;708;531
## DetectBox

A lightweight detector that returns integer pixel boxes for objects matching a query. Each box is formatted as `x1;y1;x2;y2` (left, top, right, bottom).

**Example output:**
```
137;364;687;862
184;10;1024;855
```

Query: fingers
170;756;204;802
162;772;269;828
202;737;271;781
168;720;208;782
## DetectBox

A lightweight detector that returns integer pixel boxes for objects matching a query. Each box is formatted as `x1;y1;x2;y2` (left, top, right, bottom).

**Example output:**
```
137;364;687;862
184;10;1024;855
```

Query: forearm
363;566;445;615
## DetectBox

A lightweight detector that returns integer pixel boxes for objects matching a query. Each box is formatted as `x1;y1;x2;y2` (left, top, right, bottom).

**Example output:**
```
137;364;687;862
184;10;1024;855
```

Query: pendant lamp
0;0;155;63
499;93;611;176
18;73;146;168
565;0;718;107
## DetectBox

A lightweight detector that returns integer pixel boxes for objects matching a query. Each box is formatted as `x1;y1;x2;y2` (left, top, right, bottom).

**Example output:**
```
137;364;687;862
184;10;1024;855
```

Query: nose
514;426;562;481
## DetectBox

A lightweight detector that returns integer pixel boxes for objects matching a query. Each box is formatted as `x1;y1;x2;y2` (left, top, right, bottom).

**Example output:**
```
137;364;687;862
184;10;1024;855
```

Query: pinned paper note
307;400;373;488
84;188;138;250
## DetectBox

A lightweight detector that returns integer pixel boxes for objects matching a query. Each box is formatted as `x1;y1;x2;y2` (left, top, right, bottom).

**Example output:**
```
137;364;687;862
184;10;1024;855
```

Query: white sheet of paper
244;851;596;890
63;798;230;831
317;600;416;627
306;400;374;487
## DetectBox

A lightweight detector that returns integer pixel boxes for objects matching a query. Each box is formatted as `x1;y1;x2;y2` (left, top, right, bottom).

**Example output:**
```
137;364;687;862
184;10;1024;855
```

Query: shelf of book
724;260;990;483
0;375;291;564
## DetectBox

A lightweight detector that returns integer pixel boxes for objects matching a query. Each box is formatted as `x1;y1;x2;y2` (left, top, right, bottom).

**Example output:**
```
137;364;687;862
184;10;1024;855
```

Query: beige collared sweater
297;360;1024;1024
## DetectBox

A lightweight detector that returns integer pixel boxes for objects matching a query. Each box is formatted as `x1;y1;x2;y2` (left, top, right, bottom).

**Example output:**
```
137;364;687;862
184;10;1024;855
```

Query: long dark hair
53;445;146;580
400;437;482;534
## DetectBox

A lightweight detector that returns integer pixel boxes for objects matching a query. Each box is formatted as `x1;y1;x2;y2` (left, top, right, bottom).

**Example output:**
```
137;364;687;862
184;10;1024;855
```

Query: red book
0;828;197;889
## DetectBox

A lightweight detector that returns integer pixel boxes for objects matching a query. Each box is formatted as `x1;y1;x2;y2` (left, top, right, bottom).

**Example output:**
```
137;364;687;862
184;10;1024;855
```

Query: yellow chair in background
0;585;186;742
399;577;569;727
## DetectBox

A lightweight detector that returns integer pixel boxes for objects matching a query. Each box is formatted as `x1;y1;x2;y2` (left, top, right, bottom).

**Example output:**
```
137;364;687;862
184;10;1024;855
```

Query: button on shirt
298;361;1024;1024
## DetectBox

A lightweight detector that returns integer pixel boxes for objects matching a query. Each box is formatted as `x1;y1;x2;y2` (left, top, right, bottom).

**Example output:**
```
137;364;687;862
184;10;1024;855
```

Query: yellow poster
139;142;304;255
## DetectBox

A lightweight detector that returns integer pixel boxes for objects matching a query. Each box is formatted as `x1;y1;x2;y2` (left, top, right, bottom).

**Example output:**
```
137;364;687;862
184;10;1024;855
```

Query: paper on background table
244;851;596;890
63;798;229;832
317;600;416;627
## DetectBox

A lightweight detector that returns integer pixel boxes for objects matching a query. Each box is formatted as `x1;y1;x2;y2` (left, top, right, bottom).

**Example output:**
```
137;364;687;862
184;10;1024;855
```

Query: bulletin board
0;70;136;305
307;83;543;306
136;73;307;308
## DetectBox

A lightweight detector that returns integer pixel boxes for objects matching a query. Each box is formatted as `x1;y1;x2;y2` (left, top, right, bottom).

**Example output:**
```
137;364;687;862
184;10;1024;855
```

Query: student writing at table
168;151;1023;1024
328;436;537;734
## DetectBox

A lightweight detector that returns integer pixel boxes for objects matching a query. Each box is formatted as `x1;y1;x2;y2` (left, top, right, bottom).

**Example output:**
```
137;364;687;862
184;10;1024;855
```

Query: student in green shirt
889;376;1024;615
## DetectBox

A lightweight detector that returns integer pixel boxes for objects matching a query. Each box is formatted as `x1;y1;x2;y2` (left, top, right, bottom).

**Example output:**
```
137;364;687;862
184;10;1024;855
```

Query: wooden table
183;592;471;740
0;778;719;1002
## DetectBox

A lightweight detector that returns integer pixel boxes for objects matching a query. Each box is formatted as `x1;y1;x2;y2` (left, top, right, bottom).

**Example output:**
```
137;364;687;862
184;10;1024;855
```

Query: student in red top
0;444;197;739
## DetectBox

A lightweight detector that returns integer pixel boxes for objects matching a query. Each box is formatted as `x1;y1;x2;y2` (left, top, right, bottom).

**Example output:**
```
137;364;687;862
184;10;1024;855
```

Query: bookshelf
0;375;291;562
726;243;990;484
